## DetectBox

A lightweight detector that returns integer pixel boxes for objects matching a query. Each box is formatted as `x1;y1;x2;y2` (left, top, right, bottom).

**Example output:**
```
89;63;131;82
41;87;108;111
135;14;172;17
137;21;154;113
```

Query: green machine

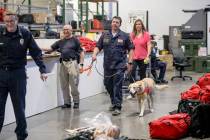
194;56;210;73
179;40;205;71
179;39;205;57
177;9;210;73
206;60;210;73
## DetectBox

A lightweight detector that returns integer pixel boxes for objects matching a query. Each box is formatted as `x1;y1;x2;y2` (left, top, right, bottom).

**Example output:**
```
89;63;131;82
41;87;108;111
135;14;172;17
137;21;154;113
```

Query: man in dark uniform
92;16;134;116
0;11;47;140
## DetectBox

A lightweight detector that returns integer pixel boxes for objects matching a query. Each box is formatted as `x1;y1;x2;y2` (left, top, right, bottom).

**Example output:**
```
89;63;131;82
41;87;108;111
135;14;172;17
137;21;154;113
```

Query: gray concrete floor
1;72;210;140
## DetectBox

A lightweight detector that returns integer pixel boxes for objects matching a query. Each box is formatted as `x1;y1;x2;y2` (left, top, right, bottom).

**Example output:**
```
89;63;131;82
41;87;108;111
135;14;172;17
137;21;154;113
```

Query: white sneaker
126;95;133;99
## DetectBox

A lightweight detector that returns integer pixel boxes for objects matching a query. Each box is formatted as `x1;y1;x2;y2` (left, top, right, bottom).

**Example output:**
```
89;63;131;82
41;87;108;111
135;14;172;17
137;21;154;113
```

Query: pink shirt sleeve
145;32;151;43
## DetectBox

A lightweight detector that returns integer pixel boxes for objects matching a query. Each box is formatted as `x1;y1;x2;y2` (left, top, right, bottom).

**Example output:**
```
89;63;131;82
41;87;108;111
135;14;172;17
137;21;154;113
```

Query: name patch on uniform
103;38;110;43
117;39;123;43
20;39;24;46
0;42;4;45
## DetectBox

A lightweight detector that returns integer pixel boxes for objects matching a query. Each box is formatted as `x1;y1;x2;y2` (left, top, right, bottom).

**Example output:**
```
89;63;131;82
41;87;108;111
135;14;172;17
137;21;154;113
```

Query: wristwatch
128;62;133;65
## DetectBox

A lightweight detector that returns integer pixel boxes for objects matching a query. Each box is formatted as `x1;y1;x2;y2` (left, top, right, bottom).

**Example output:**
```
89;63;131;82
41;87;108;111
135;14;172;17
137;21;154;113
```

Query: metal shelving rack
78;0;119;32
0;1;63;38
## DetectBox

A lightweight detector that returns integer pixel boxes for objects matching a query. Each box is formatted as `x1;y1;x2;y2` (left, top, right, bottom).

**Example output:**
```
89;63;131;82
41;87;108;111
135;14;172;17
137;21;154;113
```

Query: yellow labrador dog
128;78;168;117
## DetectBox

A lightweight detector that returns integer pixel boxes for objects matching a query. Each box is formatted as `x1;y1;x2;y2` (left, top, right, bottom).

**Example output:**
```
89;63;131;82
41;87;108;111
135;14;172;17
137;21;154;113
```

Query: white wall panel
118;0;210;36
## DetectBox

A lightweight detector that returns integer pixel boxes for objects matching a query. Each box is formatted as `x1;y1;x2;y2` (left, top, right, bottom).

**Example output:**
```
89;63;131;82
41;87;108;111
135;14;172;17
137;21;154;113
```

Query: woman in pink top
130;19;151;80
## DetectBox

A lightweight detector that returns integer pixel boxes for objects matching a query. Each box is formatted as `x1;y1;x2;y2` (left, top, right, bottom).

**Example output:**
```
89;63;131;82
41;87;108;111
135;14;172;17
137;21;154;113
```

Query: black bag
177;99;201;115
189;104;210;139
18;14;35;24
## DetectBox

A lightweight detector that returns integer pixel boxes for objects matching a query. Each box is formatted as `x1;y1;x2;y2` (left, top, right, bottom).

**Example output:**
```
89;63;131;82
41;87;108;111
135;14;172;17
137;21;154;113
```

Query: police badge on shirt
103;37;110;45
20;38;24;46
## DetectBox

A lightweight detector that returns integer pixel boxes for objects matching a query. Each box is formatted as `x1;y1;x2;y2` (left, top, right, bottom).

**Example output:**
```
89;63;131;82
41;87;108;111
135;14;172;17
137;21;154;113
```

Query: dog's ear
136;83;143;92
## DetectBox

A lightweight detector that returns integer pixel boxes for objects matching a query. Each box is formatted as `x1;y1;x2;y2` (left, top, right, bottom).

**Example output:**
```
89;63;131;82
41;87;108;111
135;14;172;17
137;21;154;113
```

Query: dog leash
82;59;125;78
94;59;127;78
81;60;94;76
82;59;135;79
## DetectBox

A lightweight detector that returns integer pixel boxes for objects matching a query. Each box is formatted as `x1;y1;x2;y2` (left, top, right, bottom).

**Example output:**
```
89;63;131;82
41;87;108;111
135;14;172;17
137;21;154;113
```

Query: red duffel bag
149;113;191;140
200;85;210;104
197;73;210;89
181;84;201;100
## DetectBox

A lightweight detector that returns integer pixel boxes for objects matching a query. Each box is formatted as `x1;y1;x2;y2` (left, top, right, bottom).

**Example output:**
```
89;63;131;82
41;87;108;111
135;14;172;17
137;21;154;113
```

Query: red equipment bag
149;113;191;140
0;8;6;22
79;37;96;52
199;85;210;104
197;73;210;89
181;84;201;100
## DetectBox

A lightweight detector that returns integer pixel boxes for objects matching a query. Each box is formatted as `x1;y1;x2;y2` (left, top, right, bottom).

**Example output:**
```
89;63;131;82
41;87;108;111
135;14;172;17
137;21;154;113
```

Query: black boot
73;103;79;109
61;103;71;108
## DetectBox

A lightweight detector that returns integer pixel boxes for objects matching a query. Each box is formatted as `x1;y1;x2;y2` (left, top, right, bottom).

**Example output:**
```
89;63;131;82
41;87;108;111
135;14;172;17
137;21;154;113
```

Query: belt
0;66;23;71
60;58;75;62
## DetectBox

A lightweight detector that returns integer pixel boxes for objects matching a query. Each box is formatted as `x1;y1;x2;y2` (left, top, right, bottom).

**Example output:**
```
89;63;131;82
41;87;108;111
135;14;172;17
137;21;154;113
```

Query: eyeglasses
63;29;72;31
4;20;15;23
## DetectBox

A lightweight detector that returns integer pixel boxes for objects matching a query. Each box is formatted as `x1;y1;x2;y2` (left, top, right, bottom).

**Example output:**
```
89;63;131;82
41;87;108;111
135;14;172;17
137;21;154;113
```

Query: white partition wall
4;52;105;125
57;53;106;106
4;58;58;125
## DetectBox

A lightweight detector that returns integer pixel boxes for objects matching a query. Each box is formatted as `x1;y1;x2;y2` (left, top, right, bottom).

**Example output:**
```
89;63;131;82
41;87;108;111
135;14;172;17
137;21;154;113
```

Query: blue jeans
0;68;28;140
104;69;125;110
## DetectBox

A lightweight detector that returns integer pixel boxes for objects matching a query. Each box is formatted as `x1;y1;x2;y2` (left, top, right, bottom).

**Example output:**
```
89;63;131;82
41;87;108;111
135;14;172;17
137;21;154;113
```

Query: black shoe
73;103;79;109
61;104;71;108
161;80;168;84
112;109;121;116
108;105;115;111
155;79;161;84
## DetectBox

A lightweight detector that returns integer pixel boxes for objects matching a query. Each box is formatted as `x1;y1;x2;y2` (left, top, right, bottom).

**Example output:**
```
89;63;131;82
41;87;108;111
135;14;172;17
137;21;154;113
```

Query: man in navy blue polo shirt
92;16;134;116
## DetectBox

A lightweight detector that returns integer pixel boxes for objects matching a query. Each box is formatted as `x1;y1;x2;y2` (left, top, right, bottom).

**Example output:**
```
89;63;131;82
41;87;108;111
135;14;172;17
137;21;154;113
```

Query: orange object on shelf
93;19;103;30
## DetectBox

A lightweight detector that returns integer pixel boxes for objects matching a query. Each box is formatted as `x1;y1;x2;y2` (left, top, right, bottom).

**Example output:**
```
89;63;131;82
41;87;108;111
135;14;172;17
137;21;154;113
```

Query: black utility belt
0;66;24;71
60;58;76;63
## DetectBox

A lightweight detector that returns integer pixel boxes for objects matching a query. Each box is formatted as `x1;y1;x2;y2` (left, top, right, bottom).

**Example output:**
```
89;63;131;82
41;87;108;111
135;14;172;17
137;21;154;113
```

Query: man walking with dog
92;16;134;116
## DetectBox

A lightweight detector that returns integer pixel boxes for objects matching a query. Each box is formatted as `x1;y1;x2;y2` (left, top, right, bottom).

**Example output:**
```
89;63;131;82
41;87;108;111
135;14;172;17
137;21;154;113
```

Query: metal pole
116;1;119;16
96;2;99;15
62;0;65;24
80;0;83;22
108;2;112;20
85;0;88;32
3;0;7;9
28;0;31;13
102;0;104;18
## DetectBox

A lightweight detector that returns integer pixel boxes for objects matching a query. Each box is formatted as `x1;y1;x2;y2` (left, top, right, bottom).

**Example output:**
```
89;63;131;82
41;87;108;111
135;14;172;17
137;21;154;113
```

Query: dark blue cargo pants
0;68;28;140
104;68;125;110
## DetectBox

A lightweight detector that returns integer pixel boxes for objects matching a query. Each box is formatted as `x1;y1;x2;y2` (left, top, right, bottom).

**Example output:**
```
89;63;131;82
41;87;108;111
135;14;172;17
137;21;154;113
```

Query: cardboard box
33;13;47;23
159;54;173;71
